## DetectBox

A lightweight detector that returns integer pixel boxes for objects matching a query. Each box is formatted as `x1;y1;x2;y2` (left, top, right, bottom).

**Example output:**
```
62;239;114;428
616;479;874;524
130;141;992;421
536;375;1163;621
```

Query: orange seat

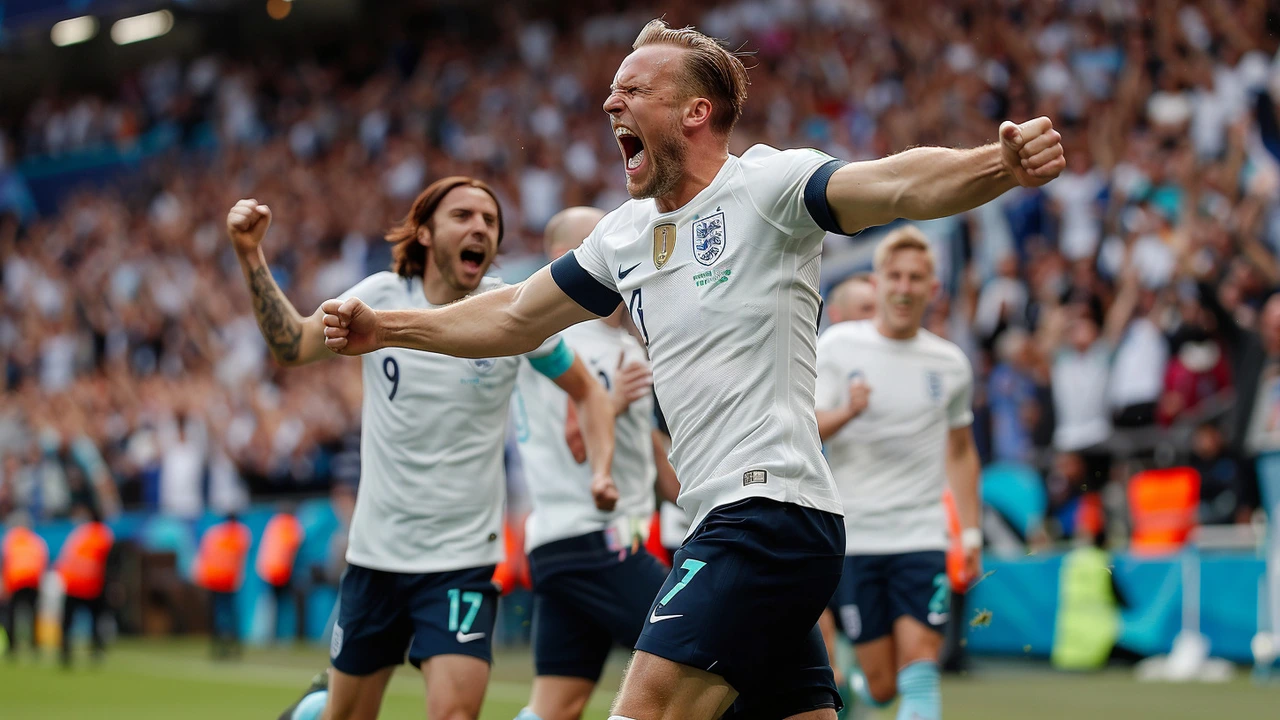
1127;467;1200;556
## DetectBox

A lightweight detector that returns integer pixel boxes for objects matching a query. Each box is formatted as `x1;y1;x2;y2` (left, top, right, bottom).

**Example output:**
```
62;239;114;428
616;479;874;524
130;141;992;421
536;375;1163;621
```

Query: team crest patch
471;358;497;375
653;223;676;269
926;370;943;405
692;212;726;266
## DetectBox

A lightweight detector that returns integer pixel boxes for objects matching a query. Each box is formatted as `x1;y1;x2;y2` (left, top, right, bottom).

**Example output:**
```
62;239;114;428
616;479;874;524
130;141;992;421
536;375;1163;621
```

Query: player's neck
874;316;921;341
654;147;729;214
420;270;469;306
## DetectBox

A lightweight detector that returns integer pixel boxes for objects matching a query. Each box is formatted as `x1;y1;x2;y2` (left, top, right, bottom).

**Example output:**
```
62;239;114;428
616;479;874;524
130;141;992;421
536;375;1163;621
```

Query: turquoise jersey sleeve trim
529;339;575;380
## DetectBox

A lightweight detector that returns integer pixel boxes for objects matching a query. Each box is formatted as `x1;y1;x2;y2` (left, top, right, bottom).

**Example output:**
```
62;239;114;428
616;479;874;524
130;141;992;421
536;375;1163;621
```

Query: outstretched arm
825;118;1065;235
227;200;331;366
322;265;604;358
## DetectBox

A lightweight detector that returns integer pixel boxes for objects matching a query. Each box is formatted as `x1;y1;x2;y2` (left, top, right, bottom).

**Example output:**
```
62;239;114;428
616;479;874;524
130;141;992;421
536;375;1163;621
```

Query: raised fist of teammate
226;199;273;255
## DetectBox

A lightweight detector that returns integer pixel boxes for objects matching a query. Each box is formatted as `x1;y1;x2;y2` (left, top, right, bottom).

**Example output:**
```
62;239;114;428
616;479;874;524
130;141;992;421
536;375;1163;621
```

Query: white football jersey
551;145;846;536
338;273;570;573
816;320;974;554
513;320;656;552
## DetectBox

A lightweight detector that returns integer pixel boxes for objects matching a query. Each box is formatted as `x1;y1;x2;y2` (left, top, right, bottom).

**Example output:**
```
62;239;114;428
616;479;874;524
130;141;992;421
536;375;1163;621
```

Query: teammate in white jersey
317;20;1063;720
816;228;982;720
223;177;616;720
512;206;680;720
815;273;876;699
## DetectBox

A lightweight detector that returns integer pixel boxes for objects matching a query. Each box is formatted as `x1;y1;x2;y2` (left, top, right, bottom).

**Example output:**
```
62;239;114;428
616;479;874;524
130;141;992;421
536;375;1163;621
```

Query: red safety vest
3;526;49;593
55;522;114;599
255;514;304;587
194;521;251;593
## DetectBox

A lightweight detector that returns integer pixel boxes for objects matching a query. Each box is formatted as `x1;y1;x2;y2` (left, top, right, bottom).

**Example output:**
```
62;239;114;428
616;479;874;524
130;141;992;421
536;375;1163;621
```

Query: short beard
628;122;688;200
428;242;476;293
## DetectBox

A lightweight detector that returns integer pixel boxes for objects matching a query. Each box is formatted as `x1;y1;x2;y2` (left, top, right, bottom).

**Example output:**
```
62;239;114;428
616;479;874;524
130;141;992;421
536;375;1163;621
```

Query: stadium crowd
3;0;1280;541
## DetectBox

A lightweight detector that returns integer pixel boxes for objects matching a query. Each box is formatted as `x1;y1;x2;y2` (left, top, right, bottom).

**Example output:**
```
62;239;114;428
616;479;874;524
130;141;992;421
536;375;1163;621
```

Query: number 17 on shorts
448;588;487;643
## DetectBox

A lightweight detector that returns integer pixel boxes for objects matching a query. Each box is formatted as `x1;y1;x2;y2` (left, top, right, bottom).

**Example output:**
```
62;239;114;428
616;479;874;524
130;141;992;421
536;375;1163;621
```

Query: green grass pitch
1;639;1275;719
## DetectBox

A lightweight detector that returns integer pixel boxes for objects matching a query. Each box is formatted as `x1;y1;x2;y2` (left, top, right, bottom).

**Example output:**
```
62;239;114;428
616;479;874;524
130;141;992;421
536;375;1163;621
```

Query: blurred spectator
1189;422;1249;525
1158;303;1232;426
0;0;1277;543
1041;267;1141;487
987;328;1045;465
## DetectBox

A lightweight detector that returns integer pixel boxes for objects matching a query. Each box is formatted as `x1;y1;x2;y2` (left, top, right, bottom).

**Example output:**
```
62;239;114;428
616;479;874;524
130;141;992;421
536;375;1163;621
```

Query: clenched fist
591;473;619;512
321;297;382;356
226;199;272;255
1000;117;1065;188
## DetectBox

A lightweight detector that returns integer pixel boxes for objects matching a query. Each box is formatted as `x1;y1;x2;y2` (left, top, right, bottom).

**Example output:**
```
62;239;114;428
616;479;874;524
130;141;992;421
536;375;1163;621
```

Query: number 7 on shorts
658;559;706;606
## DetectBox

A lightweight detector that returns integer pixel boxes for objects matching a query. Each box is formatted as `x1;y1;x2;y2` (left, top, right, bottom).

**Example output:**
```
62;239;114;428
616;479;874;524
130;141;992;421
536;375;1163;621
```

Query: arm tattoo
247;264;302;362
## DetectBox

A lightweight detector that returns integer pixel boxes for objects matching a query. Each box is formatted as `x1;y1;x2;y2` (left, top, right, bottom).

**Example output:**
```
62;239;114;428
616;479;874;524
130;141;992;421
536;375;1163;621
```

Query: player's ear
929;277;941;302
683;97;713;132
417;223;432;249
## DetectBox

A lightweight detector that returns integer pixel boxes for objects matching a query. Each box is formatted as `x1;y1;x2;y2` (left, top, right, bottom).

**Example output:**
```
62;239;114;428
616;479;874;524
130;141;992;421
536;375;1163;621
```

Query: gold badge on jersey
653;223;676;269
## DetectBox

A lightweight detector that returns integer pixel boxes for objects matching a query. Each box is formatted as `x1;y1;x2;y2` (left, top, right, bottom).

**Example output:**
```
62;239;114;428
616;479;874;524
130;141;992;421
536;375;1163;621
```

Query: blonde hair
873;226;936;275
632;19;750;136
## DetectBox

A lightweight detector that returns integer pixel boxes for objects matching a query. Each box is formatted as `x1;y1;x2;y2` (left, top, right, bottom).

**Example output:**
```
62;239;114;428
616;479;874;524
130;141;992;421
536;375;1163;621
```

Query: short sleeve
815;331;848;412
948;352;975;428
337;271;401;309
550;225;623;316
741;145;849;237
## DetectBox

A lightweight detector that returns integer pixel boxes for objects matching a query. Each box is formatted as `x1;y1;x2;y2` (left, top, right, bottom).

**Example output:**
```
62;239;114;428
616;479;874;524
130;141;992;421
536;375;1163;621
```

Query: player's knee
863;670;897;705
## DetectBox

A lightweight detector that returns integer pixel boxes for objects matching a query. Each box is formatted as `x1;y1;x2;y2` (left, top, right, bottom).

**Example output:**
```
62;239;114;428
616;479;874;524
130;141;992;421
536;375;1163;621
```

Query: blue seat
139;515;197;577
981;461;1048;538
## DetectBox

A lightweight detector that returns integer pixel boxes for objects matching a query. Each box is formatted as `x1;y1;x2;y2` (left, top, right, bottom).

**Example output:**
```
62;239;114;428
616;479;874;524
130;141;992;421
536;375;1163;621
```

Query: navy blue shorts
330;563;497;675
528;530;669;680
635;497;846;719
831;551;949;644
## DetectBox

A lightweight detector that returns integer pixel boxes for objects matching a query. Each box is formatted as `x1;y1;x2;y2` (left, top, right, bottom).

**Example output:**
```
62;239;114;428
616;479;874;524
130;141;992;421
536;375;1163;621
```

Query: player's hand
846;379;871;418
321;297;382;356
591;474;619;511
564;399;588;464
1000;117;1065;188
611;353;652;414
226;198;272;255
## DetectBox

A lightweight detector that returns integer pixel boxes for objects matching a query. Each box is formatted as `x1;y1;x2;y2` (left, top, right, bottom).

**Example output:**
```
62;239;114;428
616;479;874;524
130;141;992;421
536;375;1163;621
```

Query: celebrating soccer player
817;227;982;720
318;19;1062;720
226;177;617;720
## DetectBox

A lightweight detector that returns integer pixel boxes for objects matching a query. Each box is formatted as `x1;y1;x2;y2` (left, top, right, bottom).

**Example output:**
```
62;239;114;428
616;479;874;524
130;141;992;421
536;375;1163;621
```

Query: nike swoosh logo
455;631;487;643
649;609;683;623
618;263;642;279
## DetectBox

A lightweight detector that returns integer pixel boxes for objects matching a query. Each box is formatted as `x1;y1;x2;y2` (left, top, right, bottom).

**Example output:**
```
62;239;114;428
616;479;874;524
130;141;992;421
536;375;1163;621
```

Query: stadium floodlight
110;10;174;45
51;16;99;47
